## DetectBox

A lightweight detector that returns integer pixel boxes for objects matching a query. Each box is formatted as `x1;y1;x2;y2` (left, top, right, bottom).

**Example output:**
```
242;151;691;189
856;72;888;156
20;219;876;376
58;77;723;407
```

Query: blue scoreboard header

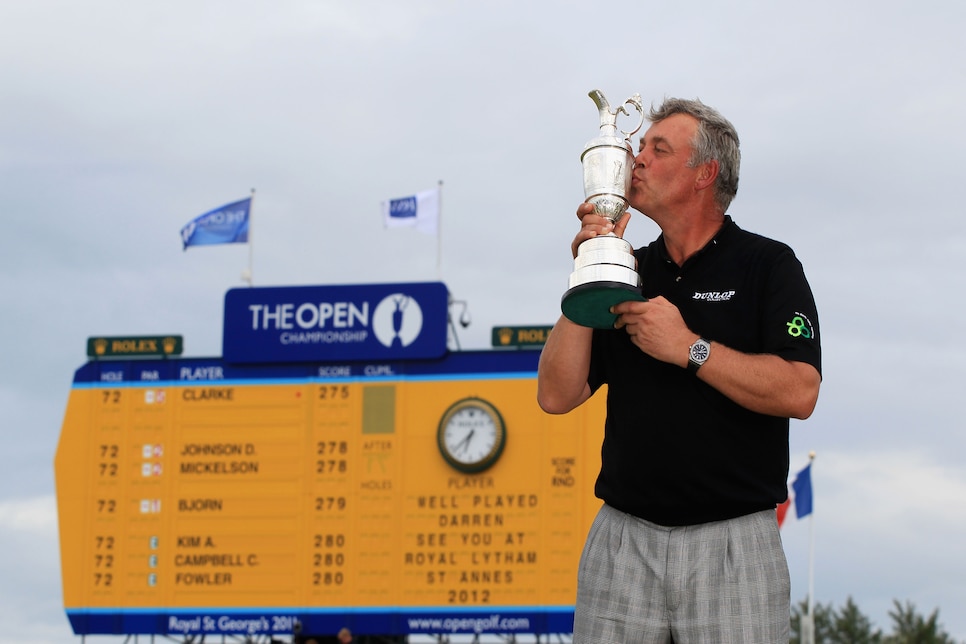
222;282;449;363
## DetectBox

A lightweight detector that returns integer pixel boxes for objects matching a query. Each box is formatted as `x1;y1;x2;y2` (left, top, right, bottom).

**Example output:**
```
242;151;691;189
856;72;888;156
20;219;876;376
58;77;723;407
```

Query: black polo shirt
588;216;822;526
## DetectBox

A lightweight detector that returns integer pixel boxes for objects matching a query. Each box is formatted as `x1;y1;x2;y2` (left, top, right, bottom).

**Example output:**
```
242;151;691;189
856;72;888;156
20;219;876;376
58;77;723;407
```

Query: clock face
437;398;506;473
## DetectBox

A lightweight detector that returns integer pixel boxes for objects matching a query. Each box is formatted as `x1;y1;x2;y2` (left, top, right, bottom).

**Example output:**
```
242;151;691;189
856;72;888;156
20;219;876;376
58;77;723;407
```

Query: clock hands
452;428;475;455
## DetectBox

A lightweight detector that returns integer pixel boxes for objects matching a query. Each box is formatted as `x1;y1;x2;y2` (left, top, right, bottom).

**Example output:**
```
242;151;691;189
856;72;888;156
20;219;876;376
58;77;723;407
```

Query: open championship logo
372;293;424;349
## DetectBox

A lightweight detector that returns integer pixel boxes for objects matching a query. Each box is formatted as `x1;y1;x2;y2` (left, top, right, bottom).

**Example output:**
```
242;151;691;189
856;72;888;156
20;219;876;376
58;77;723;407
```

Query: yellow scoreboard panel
56;351;606;638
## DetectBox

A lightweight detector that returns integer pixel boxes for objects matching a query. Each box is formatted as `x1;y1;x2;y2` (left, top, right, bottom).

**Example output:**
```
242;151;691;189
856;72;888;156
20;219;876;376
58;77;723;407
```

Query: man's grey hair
648;97;741;213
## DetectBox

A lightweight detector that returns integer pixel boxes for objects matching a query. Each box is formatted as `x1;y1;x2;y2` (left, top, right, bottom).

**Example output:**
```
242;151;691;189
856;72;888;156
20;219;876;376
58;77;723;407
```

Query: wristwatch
687;338;711;373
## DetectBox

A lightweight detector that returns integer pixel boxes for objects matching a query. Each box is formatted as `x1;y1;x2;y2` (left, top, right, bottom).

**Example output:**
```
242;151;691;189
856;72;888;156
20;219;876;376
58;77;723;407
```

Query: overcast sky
2;0;965;641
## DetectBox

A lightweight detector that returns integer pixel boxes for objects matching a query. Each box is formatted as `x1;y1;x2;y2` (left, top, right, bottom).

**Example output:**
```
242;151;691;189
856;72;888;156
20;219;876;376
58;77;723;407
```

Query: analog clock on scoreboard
436;397;506;473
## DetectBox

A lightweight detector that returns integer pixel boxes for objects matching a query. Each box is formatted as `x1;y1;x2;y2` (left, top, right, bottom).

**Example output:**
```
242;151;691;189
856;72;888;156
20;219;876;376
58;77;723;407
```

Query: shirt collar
655;215;737;265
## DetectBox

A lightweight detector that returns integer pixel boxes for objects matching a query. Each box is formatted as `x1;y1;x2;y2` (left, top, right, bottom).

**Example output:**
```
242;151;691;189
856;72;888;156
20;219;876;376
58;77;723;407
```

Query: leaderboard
55;350;606;638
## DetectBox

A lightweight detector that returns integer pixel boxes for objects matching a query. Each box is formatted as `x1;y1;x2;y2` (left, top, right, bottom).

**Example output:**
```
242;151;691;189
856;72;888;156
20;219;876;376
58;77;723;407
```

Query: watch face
437;398;506;473
690;339;710;363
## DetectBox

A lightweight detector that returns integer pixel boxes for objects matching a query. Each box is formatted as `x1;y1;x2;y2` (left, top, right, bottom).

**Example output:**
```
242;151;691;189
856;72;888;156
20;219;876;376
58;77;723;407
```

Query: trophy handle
617;93;645;139
589;90;646;141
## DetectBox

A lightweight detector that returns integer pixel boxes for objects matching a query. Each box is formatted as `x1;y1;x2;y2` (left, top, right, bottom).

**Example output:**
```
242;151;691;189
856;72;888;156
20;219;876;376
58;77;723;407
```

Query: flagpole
803;450;817;644
436;180;443;281
245;188;255;287
807;450;816;619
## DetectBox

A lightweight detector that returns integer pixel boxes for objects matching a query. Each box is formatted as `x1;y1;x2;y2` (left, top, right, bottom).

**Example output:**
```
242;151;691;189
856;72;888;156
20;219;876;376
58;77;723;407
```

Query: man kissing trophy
561;90;646;328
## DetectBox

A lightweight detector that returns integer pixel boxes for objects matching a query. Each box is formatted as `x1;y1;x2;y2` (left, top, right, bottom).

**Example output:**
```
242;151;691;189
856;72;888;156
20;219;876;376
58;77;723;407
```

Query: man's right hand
571;202;630;258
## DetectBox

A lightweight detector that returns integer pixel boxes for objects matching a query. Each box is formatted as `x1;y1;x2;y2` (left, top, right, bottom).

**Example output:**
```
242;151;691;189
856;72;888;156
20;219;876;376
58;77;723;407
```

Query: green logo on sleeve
786;315;813;339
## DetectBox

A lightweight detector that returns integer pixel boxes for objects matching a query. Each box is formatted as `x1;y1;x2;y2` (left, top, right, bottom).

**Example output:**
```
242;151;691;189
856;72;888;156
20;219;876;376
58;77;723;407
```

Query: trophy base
561;281;646;329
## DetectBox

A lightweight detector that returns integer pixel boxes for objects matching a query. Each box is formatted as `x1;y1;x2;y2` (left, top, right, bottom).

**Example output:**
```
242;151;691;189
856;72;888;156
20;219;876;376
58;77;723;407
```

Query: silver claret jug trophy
561;89;647;328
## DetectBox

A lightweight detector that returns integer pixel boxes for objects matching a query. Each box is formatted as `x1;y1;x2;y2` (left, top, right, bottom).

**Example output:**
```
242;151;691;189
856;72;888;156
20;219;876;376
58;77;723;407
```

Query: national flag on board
180;197;252;250
777;462;814;527
381;187;439;235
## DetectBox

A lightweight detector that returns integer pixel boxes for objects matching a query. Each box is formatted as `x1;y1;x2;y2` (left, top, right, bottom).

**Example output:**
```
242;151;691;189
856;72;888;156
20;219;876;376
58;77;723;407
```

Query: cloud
0;496;66;644
0;495;57;535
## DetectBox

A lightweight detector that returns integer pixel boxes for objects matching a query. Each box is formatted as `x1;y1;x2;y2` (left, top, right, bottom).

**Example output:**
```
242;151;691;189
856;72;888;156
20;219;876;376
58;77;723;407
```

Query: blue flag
792;463;813;519
180;197;251;250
